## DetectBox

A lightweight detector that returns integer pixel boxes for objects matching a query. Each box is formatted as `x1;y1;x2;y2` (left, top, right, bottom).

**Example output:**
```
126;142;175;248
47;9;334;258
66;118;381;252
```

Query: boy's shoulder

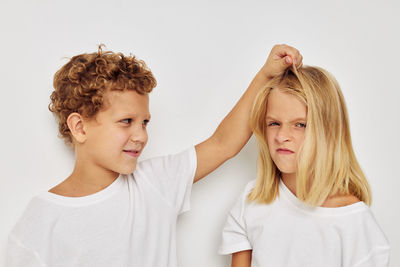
134;147;196;177
10;194;60;240
11;175;129;241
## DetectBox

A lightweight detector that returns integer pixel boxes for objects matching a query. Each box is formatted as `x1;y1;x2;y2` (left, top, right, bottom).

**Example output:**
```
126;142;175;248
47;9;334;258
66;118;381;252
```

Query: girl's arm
232;250;252;267
194;44;302;182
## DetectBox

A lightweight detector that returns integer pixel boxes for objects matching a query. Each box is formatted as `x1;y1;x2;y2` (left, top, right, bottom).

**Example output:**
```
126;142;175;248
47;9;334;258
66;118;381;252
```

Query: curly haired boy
7;44;302;267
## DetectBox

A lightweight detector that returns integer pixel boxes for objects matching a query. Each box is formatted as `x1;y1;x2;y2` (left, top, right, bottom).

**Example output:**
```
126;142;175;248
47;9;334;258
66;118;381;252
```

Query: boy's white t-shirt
7;147;197;267
219;180;390;267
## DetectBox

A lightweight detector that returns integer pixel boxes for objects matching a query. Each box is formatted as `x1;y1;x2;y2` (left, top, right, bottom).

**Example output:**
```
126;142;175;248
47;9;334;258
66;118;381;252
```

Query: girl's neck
280;172;361;207
281;172;297;196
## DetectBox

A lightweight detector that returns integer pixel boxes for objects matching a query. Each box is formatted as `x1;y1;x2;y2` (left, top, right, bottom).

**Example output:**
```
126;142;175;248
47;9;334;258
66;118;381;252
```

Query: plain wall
1;0;399;266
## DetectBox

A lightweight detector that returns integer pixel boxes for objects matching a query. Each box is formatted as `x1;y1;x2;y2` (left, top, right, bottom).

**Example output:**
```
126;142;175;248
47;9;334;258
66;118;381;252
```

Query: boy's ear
67;113;87;144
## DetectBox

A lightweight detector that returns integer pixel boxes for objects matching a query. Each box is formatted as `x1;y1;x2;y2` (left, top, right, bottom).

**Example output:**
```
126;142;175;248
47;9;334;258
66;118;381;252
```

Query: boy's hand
193;44;303;182
260;44;303;79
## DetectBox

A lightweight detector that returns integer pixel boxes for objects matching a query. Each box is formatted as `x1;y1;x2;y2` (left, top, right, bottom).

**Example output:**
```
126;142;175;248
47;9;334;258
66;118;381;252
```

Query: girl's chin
273;160;296;174
276;168;297;176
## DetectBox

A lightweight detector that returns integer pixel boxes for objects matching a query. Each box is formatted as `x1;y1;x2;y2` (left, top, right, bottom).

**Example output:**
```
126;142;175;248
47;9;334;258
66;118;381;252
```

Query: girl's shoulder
244;179;257;195
229;179;259;218
238;180;279;220
322;194;361;208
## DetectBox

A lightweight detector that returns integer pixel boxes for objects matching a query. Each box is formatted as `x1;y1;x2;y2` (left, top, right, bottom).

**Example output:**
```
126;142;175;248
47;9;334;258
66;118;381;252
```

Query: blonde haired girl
219;66;390;267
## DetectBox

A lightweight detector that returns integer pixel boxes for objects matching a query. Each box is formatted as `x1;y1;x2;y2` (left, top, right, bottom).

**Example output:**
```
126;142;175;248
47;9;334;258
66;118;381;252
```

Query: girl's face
266;88;307;175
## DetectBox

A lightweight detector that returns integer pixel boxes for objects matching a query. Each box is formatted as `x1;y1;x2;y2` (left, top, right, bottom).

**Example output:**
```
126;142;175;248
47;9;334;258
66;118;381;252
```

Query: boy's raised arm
194;44;302;182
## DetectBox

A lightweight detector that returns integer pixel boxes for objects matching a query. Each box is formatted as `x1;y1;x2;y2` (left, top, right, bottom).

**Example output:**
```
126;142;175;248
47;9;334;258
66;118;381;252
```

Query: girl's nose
276;125;292;143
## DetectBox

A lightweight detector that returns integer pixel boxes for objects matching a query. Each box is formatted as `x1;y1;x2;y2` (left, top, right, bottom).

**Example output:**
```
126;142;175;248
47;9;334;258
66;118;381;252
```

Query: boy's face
266;88;307;175
81;90;150;175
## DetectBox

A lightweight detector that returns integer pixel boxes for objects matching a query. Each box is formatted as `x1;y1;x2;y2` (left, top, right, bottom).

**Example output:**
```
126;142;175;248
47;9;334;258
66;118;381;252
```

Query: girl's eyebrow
266;115;278;120
289;117;306;122
266;116;306;122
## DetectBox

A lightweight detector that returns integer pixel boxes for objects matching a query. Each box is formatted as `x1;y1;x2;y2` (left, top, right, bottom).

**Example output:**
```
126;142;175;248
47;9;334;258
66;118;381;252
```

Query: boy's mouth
123;149;140;158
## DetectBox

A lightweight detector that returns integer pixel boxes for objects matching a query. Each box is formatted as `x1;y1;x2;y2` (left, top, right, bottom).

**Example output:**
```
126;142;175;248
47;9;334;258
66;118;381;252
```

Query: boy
7;44;302;266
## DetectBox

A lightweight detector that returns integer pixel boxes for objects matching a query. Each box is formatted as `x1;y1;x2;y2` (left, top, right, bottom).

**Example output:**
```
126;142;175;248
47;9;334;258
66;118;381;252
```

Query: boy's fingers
274;45;301;67
296;54;303;68
264;44;303;76
289;50;301;66
284;56;292;65
276;45;298;58
285;50;303;69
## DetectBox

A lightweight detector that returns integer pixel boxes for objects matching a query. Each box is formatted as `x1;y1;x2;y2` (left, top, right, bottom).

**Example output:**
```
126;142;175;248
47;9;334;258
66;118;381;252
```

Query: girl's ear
67;113;87;144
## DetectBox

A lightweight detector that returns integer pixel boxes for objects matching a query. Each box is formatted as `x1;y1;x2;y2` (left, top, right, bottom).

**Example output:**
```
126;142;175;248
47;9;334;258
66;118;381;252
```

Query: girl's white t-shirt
219;180;390;267
7;147;197;267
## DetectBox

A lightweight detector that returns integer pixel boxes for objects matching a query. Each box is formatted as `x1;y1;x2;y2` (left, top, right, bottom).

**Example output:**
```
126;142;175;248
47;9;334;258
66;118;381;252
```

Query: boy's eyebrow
116;113;151;119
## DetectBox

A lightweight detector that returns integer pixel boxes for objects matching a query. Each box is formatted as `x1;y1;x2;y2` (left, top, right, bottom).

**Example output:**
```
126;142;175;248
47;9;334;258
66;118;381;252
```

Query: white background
1;0;399;266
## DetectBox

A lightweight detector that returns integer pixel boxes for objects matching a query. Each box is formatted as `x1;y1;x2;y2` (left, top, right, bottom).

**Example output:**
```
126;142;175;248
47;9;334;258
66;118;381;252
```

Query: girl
219;66;390;267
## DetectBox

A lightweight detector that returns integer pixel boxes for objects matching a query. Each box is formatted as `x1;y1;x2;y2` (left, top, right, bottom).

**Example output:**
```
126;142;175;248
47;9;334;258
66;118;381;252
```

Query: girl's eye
268;122;279;126
121;118;132;124
295;122;306;128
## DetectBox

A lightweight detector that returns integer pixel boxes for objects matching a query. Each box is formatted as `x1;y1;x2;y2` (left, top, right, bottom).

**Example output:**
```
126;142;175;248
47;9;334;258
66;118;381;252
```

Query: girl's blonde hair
248;66;371;206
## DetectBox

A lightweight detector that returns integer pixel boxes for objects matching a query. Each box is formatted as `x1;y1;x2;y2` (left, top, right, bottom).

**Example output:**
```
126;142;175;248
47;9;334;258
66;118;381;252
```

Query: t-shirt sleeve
135;146;197;214
353;246;390;267
218;183;253;255
6;234;45;267
347;209;391;267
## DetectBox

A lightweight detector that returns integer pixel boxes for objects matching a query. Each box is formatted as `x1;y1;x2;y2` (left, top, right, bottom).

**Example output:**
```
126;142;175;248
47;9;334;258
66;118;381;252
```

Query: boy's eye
295;122;306;128
120;118;132;124
142;119;150;127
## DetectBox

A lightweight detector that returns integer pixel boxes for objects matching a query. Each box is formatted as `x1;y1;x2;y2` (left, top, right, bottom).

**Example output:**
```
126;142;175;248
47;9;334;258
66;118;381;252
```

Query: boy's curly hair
49;45;157;145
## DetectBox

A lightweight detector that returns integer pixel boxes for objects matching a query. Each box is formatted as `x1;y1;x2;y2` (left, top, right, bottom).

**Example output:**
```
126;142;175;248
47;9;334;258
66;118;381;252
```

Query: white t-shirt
7;147;197;267
219;180;390;267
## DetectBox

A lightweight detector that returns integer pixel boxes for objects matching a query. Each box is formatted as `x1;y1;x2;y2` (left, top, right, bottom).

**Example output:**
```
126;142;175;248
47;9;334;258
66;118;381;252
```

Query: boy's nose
130;127;148;144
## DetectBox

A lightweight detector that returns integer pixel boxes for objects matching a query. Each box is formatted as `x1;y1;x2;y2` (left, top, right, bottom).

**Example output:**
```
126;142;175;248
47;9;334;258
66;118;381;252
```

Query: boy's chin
118;163;137;175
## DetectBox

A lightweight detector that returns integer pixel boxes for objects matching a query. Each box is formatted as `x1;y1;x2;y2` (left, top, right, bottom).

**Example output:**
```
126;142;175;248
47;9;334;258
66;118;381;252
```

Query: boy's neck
49;158;119;197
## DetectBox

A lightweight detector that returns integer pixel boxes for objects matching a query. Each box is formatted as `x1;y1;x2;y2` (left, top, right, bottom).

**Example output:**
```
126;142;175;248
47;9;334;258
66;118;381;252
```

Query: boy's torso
8;147;197;267
10;174;178;266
